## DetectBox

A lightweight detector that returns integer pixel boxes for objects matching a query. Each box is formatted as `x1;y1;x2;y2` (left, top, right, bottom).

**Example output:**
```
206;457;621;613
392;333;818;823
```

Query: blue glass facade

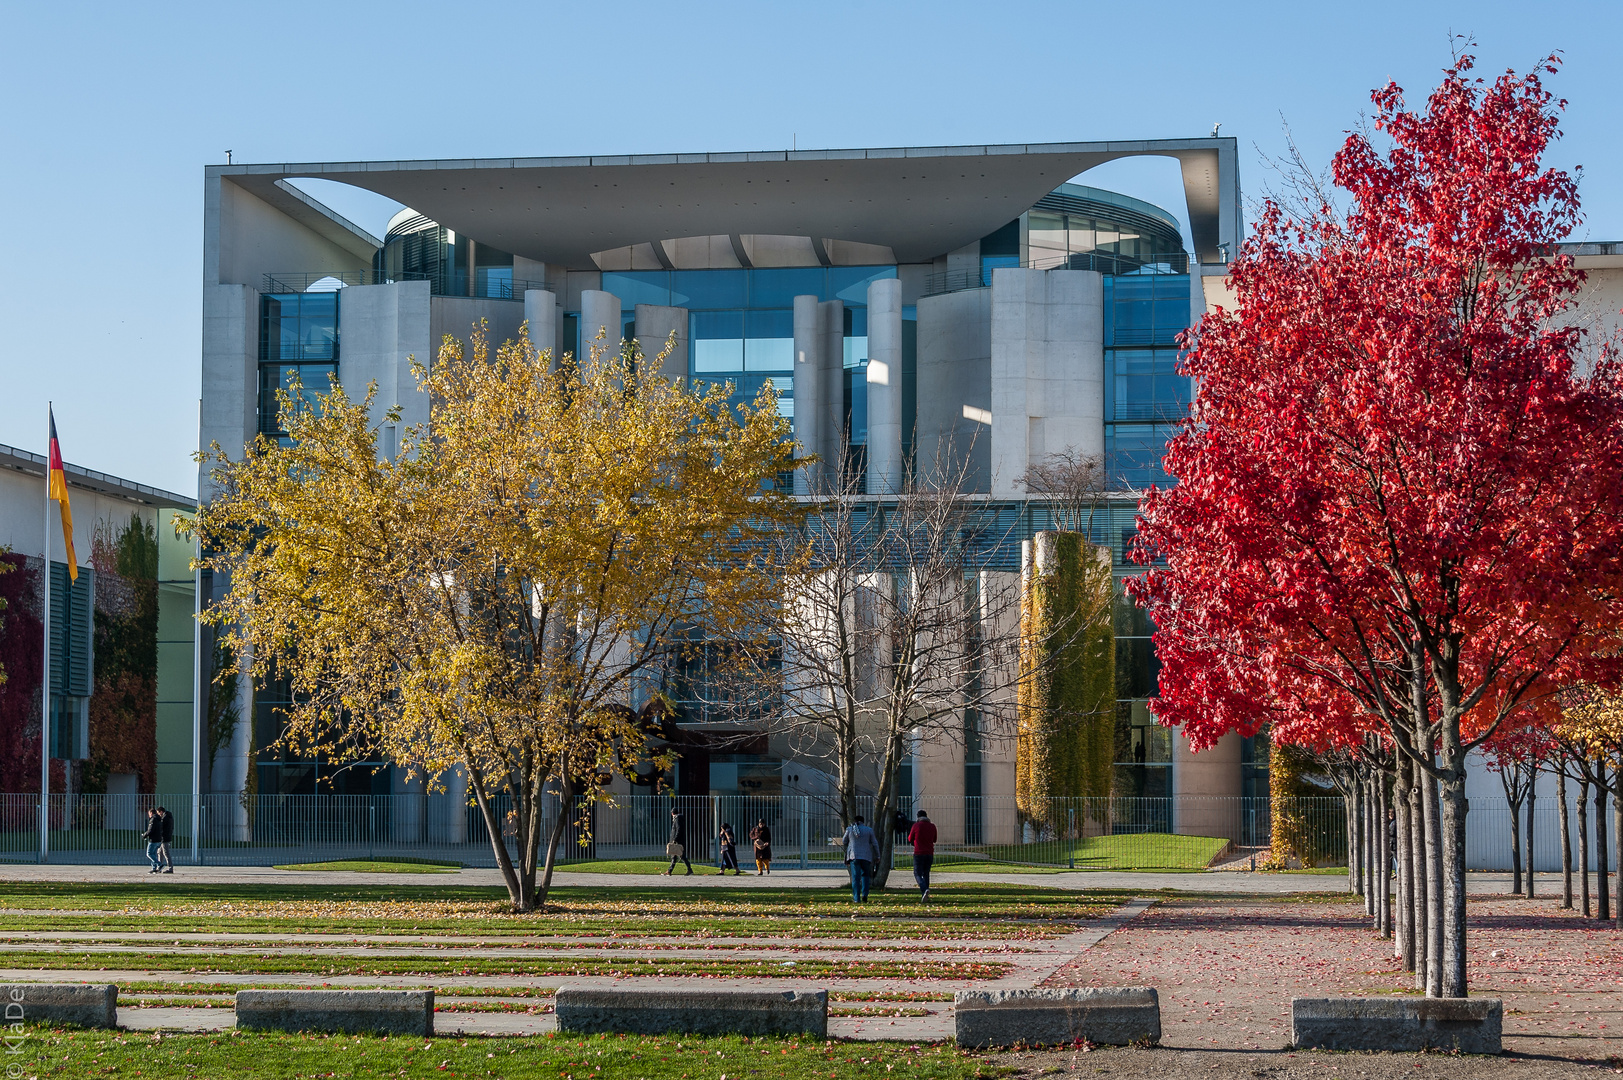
594;267;904;452
258;292;339;440
1102;274;1192;489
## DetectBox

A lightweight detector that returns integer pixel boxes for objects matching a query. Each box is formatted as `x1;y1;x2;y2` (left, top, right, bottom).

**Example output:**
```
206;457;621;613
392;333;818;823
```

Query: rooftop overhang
212;139;1242;269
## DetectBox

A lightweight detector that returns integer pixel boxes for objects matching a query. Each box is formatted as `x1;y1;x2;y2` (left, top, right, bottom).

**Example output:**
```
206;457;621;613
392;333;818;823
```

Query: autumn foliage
1130;55;1623;995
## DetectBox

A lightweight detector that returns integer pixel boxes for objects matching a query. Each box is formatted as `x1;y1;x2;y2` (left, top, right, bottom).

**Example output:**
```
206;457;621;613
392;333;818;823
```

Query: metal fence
0;792;1335;869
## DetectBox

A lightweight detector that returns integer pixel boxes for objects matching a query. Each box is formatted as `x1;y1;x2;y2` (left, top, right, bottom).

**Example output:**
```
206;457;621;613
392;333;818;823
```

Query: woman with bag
749;818;773;875
718;822;741;875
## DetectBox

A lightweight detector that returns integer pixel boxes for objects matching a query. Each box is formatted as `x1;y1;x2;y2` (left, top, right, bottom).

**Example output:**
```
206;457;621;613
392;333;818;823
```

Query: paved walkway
0;860;1574;894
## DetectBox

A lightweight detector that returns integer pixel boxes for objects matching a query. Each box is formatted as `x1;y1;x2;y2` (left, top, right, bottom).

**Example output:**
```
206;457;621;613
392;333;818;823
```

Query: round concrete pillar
866;278;903;494
793;294;821;495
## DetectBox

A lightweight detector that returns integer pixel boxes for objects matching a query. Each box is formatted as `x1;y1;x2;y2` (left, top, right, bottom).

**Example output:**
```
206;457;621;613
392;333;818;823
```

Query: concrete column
524;289;559;365
792;294;821;494
865;278;903;494
634;304;689;380
817;300;845;482
579;290;622;361
199;284;259;499
338;280;434;445
988;268;1103;495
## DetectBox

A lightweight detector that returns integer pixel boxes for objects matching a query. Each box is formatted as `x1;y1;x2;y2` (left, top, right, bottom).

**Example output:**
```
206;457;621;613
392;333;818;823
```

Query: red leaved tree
1129;54;1623;998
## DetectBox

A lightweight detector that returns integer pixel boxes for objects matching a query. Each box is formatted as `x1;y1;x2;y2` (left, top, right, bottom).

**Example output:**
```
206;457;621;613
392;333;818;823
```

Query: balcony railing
262;272;550;301
923;251;1191;297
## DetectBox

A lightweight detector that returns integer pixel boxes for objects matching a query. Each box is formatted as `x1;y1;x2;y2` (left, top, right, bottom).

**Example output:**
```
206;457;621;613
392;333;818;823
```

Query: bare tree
756;445;1026;888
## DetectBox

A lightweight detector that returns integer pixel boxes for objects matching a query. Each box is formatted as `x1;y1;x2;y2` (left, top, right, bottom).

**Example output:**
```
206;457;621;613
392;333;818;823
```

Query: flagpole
40;403;52;864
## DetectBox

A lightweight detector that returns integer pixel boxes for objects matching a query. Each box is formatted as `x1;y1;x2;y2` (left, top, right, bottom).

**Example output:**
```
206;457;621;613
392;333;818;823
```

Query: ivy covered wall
1016;531;1116;822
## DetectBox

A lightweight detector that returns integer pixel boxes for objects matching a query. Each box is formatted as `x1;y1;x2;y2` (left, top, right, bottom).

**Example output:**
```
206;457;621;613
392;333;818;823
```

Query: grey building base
1;984;118;1029
235;990;434;1036
1291;997;1502;1054
555;987;827;1037
954;988;1161;1048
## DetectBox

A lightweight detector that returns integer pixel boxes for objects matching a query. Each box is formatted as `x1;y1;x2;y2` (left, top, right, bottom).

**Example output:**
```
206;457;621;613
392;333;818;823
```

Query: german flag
47;408;77;580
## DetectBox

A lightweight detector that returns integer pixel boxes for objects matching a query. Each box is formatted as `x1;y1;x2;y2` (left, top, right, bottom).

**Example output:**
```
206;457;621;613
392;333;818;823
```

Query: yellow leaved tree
189;326;799;911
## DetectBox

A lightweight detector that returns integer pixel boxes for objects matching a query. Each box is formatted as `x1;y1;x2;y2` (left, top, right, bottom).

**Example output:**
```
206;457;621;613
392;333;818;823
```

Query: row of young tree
1133;52;1623;1000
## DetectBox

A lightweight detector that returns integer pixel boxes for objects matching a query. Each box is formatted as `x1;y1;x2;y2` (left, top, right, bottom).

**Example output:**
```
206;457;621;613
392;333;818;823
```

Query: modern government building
199;138;1251;845
193;139;1623;856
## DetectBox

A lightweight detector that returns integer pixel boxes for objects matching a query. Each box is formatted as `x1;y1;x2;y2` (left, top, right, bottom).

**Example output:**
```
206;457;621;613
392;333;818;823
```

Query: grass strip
1;949;1008;980
3;1029;1005;1079
0;915;1065;940
272;859;460;873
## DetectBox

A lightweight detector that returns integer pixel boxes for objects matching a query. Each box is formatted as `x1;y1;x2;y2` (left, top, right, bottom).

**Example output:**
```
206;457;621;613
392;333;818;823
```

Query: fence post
711;795;720;866
799;796;809;870
369;801;376;861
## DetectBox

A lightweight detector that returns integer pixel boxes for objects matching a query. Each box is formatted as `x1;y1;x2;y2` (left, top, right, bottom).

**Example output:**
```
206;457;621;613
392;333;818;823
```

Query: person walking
749;818;773;875
841;815;880;903
156;806;175;874
141;808;164;873
718;822;741;875
906;810;937;901
664;807;692;876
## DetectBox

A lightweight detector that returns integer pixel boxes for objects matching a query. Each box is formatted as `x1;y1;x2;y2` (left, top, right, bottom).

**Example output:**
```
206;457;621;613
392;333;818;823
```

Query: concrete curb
954;987;1161;1048
234;989;434;1036
1;983;117;1029
1292;997;1503;1054
555;986;827;1037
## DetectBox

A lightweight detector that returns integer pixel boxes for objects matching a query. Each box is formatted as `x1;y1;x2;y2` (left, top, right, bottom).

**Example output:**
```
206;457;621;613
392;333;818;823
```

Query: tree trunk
1439;763;1469;998
1376;766;1389;935
1526;763;1536;898
1411;760;1428;986
1344;792;1360;893
1578;774;1591;917
1557;764;1573;909
1596;780;1611;922
534;786;575;911
1394;760;1414;969
1364;774;1377;918
1423;765;1444;996
1507;791;1524;897
467;766;529;912
1353;781;1367;900
1613;774;1622;932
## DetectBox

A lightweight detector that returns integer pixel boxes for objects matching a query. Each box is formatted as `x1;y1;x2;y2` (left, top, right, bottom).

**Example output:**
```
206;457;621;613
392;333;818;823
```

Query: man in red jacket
905;810;938;901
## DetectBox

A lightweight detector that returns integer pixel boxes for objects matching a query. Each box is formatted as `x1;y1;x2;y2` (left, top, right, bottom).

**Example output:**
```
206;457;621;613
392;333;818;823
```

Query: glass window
829;266;895;306
671;269;746;309
1105;422;1177;489
1028;211;1066;266
691;310;744;372
748;268;823;308
744;310;793;371
602;271;672;308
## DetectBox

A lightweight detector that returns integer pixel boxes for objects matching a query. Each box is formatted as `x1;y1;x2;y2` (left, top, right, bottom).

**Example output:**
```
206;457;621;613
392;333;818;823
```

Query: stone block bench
1;984;117;1029
955;988;1161;1048
555;987;826;1037
1292;997;1502;1054
235;990;434;1036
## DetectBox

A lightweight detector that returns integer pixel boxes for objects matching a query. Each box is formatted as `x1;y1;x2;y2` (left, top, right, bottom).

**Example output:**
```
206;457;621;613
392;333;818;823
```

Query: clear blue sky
2;1;1618;498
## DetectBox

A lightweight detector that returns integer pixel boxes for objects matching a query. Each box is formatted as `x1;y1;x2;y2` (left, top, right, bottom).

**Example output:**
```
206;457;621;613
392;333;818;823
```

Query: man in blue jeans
141;808;164;873
841;815;880;903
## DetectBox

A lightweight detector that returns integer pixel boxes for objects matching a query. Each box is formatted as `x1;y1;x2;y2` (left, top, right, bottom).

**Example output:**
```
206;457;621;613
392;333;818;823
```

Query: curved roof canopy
215;139;1241;268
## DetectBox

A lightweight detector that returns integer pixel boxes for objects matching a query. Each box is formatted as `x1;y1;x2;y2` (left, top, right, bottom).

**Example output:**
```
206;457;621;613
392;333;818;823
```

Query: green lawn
967;833;1232;871
0;948;1005;980
273;858;460;873
8;1030;1004;1079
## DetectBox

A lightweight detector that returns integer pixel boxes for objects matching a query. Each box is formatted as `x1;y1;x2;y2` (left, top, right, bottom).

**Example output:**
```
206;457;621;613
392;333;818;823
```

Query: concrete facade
987;268;1104;495
196;140;1266;822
